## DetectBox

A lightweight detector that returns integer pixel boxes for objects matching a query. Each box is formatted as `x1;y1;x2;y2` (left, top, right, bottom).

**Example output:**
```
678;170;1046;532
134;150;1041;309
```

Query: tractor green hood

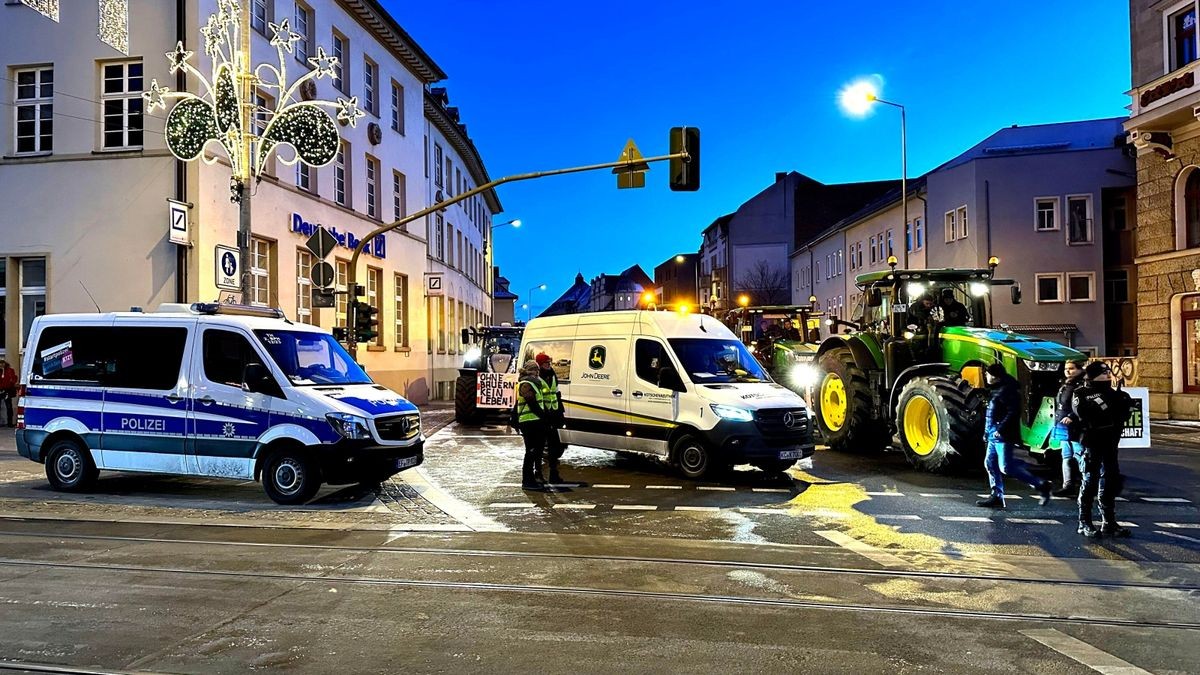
940;326;1085;362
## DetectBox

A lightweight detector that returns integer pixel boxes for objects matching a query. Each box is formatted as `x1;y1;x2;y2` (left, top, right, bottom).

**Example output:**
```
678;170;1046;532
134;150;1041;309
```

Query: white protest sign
476;372;516;409
1119;387;1151;449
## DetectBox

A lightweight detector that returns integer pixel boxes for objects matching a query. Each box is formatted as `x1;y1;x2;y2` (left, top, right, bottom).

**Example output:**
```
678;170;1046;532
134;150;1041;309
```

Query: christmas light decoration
144;0;350;200
19;0;57;21
97;0;128;54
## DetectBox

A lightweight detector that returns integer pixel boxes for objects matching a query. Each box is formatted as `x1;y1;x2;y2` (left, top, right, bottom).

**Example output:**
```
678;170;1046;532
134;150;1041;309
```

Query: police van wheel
44;438;98;492
673;434;713;480
263;450;321;505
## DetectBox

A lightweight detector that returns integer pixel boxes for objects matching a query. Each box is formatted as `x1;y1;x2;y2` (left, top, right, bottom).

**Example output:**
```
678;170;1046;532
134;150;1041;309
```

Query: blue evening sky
387;1;1132;317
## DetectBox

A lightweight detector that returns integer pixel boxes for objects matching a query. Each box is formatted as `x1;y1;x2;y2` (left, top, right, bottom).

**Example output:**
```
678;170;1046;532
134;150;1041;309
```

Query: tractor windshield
900;280;991;329
481;334;521;374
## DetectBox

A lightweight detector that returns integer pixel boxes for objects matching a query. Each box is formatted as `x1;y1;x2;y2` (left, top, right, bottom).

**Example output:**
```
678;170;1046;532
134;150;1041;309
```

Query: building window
251;0;270;34
1169;4;1199;72
944;210;957;242
365;154;379;219
915;218;924;249
1104;270;1129;304
101;61;143;150
367;266;383;346
393;170;406;222
297;162;312;192
1066;272;1095;303
869;236;876;264
363;57;377;116
394;273;409;348
1034;197;1059;231
250;237;273;307
294;3;311;64
905;223;913;252
390;80;404;134
433;143;444;188
445;158;453;195
886;231;894;257
335;259;348;327
1035;273;1063;304
334;142;348;206
14;67;53;155
435;213;445;260
331;31;347;93
1066;195;1093;244
296;249;314;325
957;206;968;239
1184;170;1200;249
1183;299;1200;393
19;258;46;345
254;90;273;174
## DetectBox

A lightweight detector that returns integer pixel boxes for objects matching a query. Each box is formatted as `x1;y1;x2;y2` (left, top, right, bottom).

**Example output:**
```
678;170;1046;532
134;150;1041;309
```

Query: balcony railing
1130;59;1200;118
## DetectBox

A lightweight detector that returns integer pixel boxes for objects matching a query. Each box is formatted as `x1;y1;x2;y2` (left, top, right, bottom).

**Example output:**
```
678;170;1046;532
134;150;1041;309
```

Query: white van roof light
154;303;191;314
191;302;285;319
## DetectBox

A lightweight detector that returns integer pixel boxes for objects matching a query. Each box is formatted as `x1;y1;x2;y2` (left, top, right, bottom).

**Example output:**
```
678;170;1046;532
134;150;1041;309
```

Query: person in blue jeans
976;363;1052;508
1052;360;1087;497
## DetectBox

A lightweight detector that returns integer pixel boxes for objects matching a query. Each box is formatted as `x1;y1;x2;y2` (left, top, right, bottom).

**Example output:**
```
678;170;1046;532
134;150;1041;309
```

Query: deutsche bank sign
291;213;386;259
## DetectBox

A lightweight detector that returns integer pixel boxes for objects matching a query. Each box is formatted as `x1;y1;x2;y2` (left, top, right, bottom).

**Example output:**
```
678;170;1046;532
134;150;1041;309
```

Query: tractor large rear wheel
813;347;886;453
896;375;984;473
454;373;482;424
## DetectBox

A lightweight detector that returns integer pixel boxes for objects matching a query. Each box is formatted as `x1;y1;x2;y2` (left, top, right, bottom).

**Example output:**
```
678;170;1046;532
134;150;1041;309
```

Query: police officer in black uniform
1071;362;1134;538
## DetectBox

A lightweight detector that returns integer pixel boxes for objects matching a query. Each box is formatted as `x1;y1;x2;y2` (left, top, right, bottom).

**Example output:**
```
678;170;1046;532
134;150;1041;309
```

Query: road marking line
674;506;721;512
975;493;1022;500
593;484;631;489
1157;530;1200;544
1115;497;1129;502
738;507;785;515
1007;518;1060;525
1155;522;1200;529
1020;628;1152;675
815;530;908;568
552;504;596;510
941;516;993;523
646;485;683;490
1142;497;1191;503
698;486;736;491
875;514;921;520
405;468;509;532
487;503;538;509
924;493;963;498
865;491;905;496
1118;521;1139;528
751;488;792;493
612;504;657;511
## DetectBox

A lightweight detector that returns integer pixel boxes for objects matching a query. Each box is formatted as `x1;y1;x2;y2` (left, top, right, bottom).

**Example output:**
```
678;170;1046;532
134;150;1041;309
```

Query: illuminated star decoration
268;19;302;54
147;2;343;202
165;42;194;74
336;97;365;128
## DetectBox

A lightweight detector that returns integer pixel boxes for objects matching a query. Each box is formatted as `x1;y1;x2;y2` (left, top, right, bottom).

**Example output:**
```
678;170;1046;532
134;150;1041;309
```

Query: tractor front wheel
454;373;482;424
813;347;886;453
896;375;984;473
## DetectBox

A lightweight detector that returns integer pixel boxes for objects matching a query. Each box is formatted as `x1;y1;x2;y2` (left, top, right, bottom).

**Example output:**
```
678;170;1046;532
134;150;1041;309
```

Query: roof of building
791;173;903;243
426;89;502;214
792;176;928;255
933;117;1127;173
540;273;592;317
342;0;448;83
701;213;734;236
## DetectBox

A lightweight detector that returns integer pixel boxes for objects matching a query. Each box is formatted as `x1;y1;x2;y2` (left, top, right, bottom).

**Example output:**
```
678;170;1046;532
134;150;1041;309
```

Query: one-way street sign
305;226;338;260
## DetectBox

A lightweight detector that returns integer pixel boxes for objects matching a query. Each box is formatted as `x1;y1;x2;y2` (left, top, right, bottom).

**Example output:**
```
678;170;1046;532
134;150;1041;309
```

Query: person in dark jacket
1072;362;1133;538
0;359;16;427
1052;360;1087;497
536;353;585;487
976;363;1052;508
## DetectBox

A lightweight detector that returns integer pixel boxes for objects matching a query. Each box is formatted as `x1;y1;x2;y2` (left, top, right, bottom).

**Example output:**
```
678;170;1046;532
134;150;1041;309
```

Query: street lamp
841;78;908;267
527;283;547;322
495;218;522;229
738;294;750;308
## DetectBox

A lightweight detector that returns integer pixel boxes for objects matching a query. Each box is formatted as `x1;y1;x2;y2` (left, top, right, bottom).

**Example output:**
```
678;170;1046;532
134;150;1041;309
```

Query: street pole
236;1;256;303
342;150;689;358
872;97;907;268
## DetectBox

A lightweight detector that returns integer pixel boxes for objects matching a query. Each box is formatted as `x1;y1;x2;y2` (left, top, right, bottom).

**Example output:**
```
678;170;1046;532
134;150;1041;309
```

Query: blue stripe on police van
329;395;418;416
24;409;103;430
26;386;105;401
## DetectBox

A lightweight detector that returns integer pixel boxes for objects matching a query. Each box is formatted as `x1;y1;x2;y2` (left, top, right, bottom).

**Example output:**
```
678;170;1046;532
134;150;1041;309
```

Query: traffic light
669;126;700;191
354;300;379;342
333;326;349;342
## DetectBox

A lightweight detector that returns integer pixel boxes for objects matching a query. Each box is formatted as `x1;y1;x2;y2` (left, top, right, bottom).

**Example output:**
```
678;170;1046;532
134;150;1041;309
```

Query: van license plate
394;456;420;470
778;450;803;460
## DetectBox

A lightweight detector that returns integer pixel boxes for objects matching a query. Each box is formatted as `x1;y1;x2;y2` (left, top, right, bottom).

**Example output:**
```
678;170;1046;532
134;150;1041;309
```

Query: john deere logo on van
588;345;606;370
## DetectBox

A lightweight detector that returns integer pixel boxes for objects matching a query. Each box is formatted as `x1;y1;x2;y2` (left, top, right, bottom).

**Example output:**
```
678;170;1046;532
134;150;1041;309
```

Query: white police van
520;310;815;479
15;303;422;504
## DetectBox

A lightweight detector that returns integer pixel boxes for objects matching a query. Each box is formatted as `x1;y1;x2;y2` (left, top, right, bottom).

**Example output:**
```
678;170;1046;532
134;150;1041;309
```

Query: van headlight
710;404;754;422
1022;360;1061;372
327;413;372;439
791;363;818;388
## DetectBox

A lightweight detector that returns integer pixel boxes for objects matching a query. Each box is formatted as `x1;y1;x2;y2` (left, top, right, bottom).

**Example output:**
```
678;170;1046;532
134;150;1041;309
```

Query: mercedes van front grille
753;408;811;440
374;413;421;441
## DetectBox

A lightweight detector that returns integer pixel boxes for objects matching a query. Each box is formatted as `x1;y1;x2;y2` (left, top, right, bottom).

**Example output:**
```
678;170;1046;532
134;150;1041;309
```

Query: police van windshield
255;330;371;386
667;338;769;384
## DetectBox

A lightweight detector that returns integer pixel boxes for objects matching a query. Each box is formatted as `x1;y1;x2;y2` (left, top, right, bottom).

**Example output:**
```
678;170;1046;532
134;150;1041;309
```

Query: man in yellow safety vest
516;359;568;492
536;353;585;488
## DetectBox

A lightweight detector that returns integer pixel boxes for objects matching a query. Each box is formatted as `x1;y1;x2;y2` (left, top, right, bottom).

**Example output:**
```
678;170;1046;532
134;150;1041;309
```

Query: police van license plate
394;456;420;470
778;449;804;460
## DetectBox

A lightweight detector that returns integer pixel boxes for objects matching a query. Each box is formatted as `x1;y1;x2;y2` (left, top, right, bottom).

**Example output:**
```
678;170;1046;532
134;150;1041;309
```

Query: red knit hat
535;353;552;365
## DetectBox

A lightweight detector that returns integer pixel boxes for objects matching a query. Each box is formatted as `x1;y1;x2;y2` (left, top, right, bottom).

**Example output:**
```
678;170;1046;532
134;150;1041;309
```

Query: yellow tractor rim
820;373;847;431
903;395;939;456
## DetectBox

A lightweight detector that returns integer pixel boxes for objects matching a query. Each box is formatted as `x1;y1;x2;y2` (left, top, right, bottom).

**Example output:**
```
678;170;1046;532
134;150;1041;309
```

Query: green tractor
812;257;1085;472
724;303;825;397
454;325;524;424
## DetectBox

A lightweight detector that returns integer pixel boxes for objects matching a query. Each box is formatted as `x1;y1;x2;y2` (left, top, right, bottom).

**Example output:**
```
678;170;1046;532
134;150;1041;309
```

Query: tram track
1;526;1197;594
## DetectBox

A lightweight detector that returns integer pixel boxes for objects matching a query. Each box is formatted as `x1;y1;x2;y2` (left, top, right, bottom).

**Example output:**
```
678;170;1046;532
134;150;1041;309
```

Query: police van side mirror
1010;285;1022;305
242;363;276;395
658;369;686;392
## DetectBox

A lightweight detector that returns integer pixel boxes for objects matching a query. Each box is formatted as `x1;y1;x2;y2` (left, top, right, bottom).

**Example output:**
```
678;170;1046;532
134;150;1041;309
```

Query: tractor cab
455;325;525;423
724;304;825;397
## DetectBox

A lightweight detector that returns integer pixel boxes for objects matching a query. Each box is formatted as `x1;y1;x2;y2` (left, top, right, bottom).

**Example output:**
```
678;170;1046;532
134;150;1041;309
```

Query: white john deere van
520;310;814;479
15;303;423;504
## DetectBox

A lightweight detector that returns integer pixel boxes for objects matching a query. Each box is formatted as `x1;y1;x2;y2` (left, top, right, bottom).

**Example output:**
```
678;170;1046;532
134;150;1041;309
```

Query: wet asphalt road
0;417;1197;673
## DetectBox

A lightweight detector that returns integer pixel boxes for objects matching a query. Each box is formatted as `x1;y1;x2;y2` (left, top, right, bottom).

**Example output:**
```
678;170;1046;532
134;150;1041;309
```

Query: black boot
976;495;1005;508
1052;483;1078;498
1100;509;1131;538
1077;503;1100;538
547;459;588;488
521;455;549;491
1037;481;1052;506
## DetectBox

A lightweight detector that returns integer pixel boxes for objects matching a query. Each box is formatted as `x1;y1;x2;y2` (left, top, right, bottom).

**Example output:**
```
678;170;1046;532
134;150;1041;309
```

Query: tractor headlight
969;282;988;297
464;347;482;362
1021;359;1061;372
791;363;818;389
710;404;754;422
327;413;372;440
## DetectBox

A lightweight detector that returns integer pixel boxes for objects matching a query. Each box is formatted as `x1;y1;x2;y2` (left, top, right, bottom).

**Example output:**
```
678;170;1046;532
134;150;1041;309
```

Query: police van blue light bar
191;303;285;319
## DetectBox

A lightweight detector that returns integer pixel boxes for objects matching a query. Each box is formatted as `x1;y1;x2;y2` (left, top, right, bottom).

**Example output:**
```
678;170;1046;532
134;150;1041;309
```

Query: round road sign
311;261;335;288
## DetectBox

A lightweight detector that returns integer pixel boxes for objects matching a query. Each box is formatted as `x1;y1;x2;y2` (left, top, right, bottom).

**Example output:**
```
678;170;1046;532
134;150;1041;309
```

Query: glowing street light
495;218;522;229
840;76;908;267
738;294;750;307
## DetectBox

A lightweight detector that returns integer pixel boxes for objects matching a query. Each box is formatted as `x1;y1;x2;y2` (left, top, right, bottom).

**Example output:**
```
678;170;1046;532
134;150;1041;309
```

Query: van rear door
563;337;631;451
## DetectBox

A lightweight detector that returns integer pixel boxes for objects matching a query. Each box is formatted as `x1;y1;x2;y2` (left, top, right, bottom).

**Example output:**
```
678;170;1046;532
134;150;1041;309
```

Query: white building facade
0;0;498;404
